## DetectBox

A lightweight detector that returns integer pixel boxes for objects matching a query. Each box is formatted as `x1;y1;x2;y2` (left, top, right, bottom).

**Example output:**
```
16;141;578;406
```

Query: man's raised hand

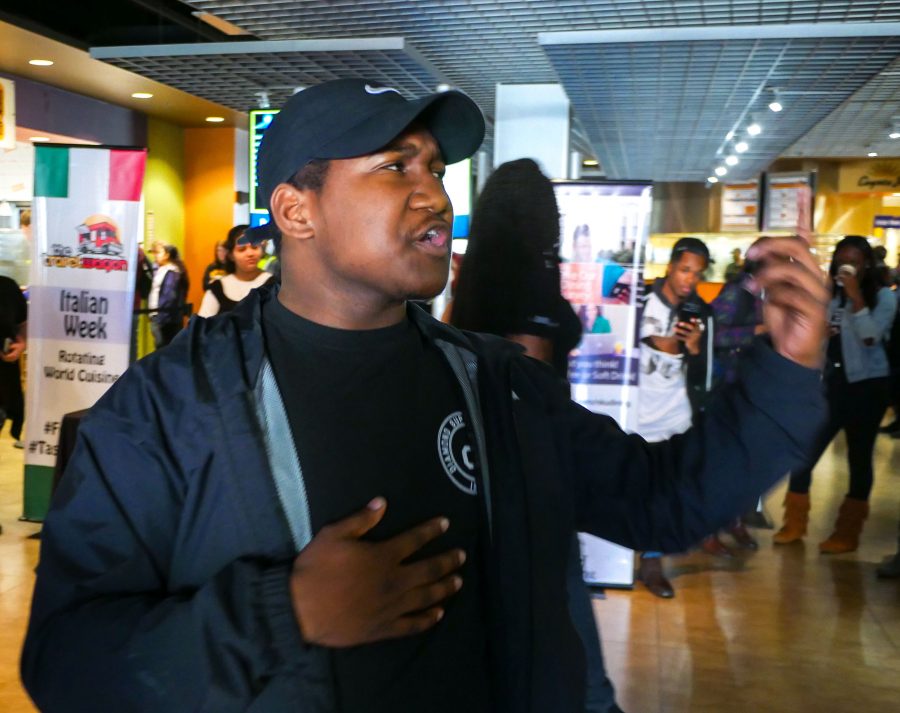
749;237;829;370
288;497;466;648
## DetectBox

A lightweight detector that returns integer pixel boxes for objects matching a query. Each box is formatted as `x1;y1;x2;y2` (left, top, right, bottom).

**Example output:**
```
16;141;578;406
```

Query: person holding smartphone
635;237;718;597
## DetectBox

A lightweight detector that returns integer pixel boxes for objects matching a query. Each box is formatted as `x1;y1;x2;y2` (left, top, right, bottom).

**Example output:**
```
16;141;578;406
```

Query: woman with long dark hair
148;242;189;349
451;159;623;713
775;235;896;552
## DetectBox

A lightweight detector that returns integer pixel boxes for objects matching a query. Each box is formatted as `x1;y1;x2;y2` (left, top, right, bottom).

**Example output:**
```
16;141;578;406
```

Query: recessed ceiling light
768;101;783;112
725;131;735;140
205;116;225;123
890;131;900;139
747;123;762;136
725;155;739;166
30;137;50;142
707;176;719;183
735;141;749;153
28;59;54;66
715;166;728;177
583;159;599;167
868;151;878;157
131;92;153;99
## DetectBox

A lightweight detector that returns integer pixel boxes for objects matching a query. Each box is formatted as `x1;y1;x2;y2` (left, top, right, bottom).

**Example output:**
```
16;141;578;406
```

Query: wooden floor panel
1;428;898;712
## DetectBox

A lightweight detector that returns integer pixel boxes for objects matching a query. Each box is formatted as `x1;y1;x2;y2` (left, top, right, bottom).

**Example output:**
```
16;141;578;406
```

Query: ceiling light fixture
767;87;784;113
725;155;739;166
735;141;749;153
205;116;225;123
868;151;878;157
29;59;54;66
131;92;153;99
725;131;735;140
707;176;719;183
890;117;900;139
583;158;599;167
747;123;762;136
715;166;728;177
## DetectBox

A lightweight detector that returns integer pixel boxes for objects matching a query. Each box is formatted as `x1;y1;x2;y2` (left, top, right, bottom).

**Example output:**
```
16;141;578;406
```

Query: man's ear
270;183;317;242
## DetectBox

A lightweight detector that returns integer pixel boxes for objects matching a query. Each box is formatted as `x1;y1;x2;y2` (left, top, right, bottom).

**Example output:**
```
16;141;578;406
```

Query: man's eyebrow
379;142;418;156
378;141;445;163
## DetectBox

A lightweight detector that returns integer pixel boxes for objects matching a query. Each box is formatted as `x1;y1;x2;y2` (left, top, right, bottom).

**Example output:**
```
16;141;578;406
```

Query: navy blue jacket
22;284;826;712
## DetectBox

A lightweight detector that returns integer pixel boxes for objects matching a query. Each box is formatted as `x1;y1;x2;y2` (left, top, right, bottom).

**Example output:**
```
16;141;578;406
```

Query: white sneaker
13;440;23;449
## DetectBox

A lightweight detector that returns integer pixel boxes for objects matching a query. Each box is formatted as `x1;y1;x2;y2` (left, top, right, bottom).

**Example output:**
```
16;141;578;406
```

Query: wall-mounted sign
838;160;900;193
720;180;759;231
874;214;900;229
0;78;15;150
763;172;813;237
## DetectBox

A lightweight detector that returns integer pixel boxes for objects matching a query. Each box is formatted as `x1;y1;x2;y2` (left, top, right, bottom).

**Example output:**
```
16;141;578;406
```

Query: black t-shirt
0;276;27;343
262;297;490;713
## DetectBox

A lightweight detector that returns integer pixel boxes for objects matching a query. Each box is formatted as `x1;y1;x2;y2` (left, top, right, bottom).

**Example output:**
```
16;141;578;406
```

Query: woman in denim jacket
775;236;896;553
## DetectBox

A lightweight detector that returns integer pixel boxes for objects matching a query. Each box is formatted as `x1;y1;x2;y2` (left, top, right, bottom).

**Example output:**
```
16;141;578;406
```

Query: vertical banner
554;181;653;587
23;145;146;520
0;78;15;150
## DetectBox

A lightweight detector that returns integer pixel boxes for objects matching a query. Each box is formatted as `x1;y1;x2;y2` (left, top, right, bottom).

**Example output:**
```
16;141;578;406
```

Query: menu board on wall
764;172;813;236
720;180;759;231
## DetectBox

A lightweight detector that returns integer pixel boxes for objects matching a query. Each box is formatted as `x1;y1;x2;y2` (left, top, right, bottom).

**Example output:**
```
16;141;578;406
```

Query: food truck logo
43;214;129;272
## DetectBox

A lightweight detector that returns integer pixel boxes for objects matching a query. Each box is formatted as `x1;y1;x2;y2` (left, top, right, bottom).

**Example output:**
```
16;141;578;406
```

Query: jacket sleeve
20;359;312;712
552;342;826;552
847;287;896;343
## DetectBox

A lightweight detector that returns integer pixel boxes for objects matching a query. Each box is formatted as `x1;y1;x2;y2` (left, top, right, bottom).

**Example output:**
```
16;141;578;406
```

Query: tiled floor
0;428;897;712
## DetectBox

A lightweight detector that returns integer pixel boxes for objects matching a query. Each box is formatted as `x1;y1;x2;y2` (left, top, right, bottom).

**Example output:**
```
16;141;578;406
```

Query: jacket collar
214;283;489;390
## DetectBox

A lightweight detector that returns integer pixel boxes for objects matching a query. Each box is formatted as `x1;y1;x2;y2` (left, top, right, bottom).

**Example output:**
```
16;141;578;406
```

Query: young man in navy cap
24;79;829;713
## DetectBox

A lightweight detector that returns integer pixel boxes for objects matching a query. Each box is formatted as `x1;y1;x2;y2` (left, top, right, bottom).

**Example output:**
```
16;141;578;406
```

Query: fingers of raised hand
750;236;817;272
758;259;828;307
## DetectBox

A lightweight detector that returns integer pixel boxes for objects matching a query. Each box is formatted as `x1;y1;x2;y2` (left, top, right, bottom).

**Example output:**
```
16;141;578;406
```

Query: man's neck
277;283;407;330
660;280;684;307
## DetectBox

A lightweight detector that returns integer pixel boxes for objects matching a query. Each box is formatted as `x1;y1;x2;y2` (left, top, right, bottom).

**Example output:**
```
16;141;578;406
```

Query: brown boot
819;497;869;554
773;492;810;544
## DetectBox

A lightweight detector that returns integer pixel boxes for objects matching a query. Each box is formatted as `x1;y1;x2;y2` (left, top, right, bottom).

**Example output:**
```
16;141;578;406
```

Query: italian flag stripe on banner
34;146;146;201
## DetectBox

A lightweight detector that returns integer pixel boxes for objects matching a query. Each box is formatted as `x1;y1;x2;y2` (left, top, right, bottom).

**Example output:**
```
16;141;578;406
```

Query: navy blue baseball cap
257;78;485;211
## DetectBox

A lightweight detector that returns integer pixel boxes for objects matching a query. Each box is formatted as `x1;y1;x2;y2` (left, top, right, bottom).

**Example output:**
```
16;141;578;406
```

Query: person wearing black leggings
774;236;896;553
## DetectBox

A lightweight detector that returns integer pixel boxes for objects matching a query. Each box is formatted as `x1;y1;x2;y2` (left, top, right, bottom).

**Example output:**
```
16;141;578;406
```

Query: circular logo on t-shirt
437;411;477;496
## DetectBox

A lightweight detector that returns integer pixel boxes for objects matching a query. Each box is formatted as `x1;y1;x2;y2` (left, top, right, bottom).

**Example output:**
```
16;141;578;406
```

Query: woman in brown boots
774;236;896;553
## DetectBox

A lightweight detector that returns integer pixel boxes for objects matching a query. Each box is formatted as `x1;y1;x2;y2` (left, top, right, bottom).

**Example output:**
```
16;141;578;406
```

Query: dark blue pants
567;536;619;713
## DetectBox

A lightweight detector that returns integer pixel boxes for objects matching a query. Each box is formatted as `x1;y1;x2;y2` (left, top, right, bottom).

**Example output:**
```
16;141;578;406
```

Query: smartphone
677;302;703;325
2;338;11;355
